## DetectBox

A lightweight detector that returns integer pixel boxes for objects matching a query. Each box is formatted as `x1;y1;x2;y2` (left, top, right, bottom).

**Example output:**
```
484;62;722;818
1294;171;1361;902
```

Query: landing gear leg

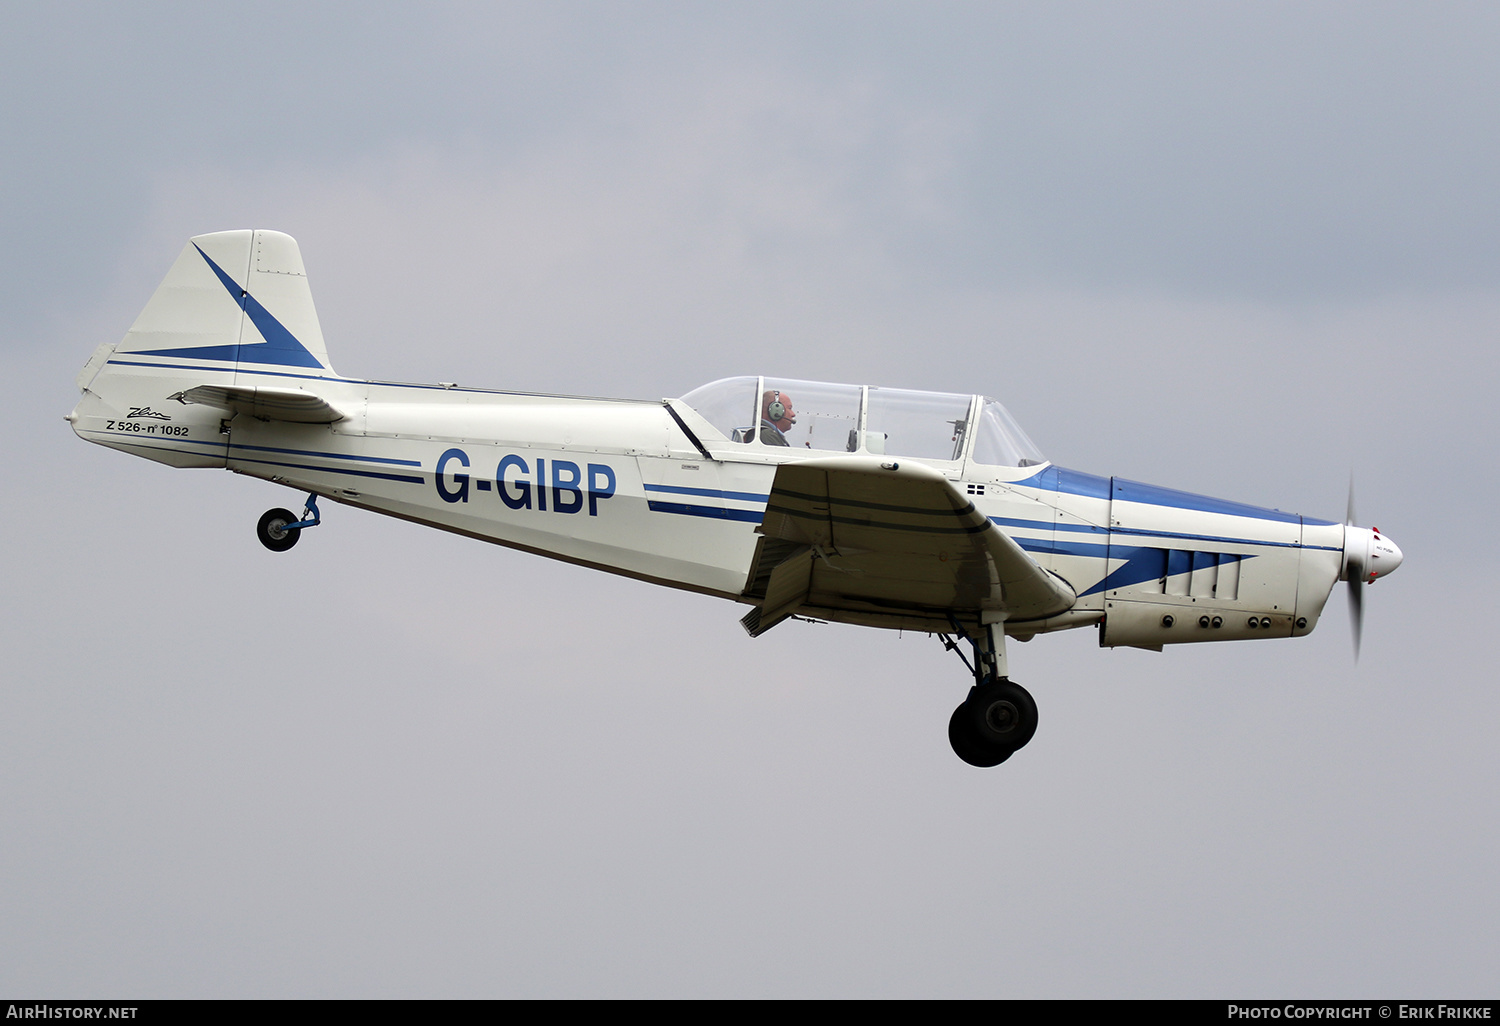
941;617;1039;768
256;493;321;552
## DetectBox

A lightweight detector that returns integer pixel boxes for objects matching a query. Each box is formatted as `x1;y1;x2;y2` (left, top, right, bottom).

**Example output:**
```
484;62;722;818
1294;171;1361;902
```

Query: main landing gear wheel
948;680;1038;767
968;679;1038;752
257;508;300;552
949;703;1013;767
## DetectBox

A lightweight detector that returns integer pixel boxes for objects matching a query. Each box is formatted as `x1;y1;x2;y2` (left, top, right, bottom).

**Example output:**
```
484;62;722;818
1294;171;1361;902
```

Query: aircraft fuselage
72;369;1349;649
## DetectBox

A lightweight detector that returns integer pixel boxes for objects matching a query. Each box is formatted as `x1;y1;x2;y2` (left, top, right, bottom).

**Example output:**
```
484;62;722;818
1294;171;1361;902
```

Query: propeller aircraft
69;230;1404;767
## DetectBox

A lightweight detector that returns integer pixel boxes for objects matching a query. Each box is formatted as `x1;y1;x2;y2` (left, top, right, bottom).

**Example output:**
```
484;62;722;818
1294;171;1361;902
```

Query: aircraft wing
170;384;346;424
741;457;1076;635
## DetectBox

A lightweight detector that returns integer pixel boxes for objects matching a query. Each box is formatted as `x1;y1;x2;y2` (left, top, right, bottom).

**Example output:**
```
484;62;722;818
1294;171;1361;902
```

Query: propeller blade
1346;475;1362;661
1347;567;1364;662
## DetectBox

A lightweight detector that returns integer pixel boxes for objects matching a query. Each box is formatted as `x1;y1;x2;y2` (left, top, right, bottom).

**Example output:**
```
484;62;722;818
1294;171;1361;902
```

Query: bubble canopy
679;376;1045;467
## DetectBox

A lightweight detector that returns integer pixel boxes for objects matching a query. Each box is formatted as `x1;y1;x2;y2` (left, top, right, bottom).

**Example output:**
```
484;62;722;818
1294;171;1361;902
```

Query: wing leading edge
741;457;1075;636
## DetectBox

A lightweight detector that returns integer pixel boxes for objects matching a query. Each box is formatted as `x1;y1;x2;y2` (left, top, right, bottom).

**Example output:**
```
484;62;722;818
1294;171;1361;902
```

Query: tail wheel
257;508;300;552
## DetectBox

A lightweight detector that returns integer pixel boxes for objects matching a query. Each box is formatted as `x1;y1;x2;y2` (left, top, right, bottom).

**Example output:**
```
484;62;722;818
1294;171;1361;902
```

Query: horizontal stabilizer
171;384;346;424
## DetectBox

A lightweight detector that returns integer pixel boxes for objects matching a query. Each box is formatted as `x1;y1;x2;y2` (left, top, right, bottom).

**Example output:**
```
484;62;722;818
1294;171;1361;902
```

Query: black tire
257;508;301;552
967;679;1038;752
949;703;1013;767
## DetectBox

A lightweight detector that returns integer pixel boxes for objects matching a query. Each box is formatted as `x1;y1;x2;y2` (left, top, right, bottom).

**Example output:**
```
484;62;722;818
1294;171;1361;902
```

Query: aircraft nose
1369;531;1403;580
1346;525;1403;582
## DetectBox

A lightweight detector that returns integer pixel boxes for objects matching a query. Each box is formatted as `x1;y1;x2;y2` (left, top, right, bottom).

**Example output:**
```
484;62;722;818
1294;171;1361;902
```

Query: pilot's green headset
766;391;786;422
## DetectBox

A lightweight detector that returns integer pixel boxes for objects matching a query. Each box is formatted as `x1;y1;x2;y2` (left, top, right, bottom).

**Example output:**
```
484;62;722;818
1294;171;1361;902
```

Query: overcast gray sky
3;1;1497;997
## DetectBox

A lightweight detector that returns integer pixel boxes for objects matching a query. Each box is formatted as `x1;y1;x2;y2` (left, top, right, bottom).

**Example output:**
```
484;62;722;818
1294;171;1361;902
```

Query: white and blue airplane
69;230;1403;766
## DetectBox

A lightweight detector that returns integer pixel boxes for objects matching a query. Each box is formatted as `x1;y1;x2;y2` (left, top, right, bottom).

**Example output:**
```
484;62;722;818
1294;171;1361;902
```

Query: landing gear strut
256;493;321;552
940;616;1038;768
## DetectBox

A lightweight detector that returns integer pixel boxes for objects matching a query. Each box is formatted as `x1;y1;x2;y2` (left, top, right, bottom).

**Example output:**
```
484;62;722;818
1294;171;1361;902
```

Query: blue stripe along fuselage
998;466;1345;596
646;500;765;522
642;483;768;521
1017;465;1339;526
638;468;1321;599
643;483;770;504
88;430;425;469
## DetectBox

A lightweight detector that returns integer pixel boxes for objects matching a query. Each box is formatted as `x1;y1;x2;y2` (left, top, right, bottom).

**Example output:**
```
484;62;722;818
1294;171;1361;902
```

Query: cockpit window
864;387;973;461
971;397;1045;467
680;378;1045;467
757;378;862;450
679;376;757;443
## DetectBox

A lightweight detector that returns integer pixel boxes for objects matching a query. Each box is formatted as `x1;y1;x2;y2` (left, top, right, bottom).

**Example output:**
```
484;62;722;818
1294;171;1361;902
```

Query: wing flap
171;384;346;424
746;457;1075;624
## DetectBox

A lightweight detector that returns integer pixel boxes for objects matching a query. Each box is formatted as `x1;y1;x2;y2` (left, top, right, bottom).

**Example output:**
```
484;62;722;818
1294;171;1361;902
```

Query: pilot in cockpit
759;389;796;445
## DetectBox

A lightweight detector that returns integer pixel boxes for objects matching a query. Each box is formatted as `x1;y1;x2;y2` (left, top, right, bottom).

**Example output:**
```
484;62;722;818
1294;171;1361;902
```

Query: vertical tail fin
77;229;335;392
71;230;336;468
